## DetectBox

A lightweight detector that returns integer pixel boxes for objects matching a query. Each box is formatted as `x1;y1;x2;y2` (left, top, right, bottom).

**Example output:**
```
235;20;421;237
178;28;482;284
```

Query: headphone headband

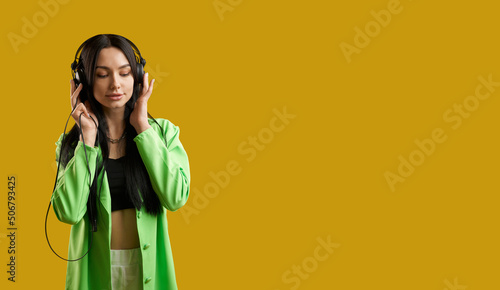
70;34;146;87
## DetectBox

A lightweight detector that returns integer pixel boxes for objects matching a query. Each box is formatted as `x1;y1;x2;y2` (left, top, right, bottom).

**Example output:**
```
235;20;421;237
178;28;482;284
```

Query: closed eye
97;73;131;78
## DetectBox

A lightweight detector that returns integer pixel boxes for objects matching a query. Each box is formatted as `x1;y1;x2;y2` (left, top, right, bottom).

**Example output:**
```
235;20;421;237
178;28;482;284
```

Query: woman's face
93;47;134;112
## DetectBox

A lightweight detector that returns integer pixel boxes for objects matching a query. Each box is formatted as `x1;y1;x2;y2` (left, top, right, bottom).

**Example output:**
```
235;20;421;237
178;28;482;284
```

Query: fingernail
146;72;149;77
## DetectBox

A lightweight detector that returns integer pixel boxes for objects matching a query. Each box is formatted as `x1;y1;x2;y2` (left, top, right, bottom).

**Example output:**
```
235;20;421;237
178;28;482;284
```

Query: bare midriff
111;208;140;249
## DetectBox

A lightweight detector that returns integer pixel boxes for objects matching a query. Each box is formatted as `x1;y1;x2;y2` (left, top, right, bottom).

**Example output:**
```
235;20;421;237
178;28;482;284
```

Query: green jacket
51;118;190;290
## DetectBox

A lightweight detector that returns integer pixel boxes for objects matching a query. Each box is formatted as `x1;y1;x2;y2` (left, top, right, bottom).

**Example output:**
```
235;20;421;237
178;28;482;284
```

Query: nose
110;73;121;90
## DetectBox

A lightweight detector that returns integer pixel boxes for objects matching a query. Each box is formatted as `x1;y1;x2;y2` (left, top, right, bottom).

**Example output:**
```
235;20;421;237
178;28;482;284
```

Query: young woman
51;34;190;289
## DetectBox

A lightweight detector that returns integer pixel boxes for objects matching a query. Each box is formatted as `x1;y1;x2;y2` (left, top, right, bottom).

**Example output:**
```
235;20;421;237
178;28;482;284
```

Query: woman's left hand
130;72;155;134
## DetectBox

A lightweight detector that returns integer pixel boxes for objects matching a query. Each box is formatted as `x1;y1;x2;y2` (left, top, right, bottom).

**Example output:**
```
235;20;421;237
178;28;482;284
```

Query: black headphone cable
44;100;100;262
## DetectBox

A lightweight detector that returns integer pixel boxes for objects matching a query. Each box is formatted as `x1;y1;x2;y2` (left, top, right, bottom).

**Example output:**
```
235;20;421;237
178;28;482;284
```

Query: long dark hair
59;34;163;226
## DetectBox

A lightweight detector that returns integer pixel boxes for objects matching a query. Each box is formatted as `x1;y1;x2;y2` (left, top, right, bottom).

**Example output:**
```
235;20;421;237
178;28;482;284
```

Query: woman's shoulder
147;117;169;126
146;117;178;132
145;117;183;142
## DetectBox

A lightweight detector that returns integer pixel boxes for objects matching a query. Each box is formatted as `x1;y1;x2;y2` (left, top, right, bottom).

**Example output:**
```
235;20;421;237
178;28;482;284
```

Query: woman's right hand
70;79;98;146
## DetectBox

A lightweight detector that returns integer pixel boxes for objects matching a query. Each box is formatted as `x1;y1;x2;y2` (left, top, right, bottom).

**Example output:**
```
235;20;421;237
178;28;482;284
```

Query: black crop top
106;156;135;212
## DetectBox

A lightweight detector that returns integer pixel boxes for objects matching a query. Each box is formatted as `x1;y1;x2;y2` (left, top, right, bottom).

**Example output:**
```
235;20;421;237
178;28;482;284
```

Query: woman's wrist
79;131;97;147
134;123;152;135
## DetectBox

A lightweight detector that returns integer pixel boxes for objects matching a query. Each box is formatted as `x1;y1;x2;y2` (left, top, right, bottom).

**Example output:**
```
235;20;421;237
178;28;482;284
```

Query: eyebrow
96;64;131;70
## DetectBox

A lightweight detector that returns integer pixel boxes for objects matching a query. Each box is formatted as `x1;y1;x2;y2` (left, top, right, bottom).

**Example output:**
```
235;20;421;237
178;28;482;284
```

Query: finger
72;102;90;120
81;102;91;118
75;84;83;100
72;103;85;116
144;78;155;101
71;81;82;101
142;72;149;93
70;79;75;108
71;103;84;124
71;83;83;109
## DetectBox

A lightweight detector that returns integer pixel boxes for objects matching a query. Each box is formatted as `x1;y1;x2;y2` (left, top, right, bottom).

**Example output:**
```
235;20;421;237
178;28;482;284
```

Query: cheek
126;79;135;94
93;83;105;96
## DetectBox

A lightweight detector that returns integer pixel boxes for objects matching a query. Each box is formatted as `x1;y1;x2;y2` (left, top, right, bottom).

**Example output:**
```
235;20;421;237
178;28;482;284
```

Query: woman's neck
104;108;126;139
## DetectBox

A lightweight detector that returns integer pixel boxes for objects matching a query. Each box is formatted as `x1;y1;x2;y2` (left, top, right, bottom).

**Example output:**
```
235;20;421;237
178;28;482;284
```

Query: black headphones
70;34;146;91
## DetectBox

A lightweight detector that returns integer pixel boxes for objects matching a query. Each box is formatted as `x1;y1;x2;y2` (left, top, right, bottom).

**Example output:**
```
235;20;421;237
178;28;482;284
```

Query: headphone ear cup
137;60;144;85
76;68;87;89
71;61;80;87
74;71;80;87
73;67;88;103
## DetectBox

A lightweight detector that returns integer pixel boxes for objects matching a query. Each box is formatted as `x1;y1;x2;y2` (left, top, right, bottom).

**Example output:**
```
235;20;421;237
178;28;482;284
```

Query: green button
143;243;150;250
145;277;152;284
137;212;141;218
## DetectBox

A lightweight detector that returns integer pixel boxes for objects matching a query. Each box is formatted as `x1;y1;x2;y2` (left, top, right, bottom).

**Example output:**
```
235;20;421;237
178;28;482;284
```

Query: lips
106;93;123;100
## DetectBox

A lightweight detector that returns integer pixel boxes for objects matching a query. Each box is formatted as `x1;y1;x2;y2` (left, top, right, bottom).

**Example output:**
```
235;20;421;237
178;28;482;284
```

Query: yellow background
1;0;499;289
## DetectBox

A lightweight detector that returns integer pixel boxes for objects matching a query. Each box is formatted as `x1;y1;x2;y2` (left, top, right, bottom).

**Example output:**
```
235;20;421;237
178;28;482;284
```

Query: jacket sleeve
51;133;99;224
133;119;191;212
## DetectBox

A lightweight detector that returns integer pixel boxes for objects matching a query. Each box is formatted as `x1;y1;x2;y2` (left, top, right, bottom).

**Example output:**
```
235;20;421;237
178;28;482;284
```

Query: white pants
111;247;143;290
